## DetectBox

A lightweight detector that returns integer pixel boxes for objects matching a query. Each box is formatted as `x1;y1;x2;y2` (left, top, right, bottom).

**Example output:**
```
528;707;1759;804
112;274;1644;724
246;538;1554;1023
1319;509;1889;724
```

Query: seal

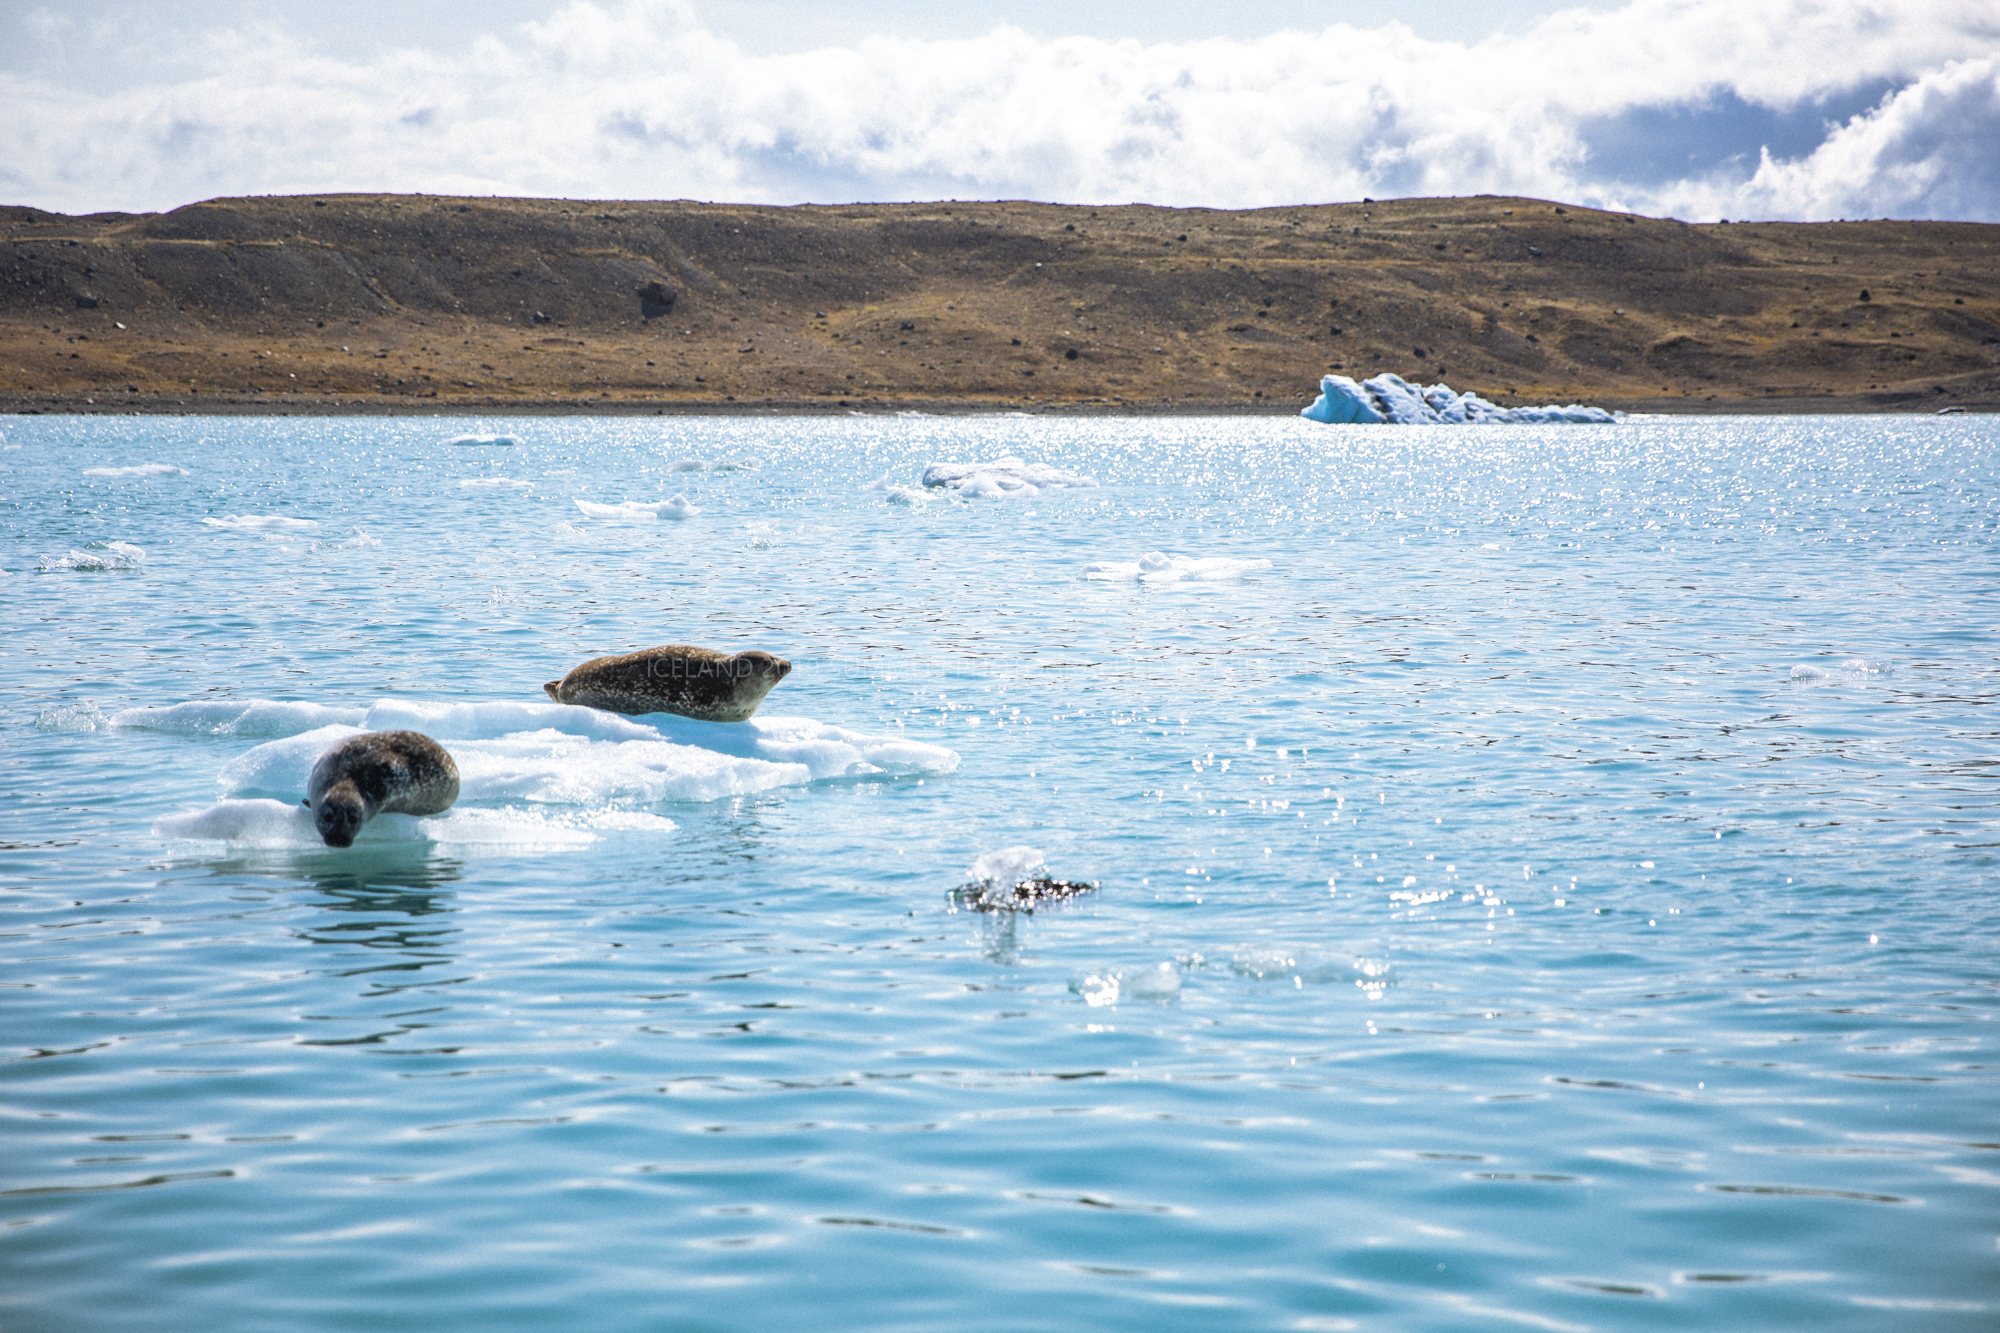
543;645;792;722
302;730;461;848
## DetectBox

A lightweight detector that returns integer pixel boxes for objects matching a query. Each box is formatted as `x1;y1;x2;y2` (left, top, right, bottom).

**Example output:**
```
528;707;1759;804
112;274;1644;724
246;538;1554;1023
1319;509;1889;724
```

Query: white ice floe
921;457;1096;498
83;463;186;478
111;699;368;736
152;799;600;850
668;457;759;472
1302;373;1619;425
131;696;957;845
1789;658;1892;687
1083;551;1273;583
575;495;699;520
443;433;518;446
202;514;320;532
864;470;932;504
37;541;145;572
459;477;533;490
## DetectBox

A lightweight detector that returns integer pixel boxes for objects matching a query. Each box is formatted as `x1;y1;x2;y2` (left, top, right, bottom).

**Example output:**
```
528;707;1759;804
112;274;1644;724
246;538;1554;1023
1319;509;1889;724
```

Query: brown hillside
3;193;1997;415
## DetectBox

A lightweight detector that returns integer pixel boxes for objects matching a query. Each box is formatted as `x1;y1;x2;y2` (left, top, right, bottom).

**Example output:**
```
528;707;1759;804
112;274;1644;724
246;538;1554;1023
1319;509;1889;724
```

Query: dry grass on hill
2;193;1996;415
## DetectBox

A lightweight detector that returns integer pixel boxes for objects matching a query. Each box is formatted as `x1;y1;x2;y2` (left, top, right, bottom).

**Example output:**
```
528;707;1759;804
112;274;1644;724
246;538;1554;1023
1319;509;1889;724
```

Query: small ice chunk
668;457;758;472
458;477;533;490
203;514;319;532
443;433;518;446
1083;551;1273;583
1302;373;1617;425
37;541;145;572
575;495;698;519
83;463;186;478
34;701;110;732
954;845;1096;912
1067;962;1181;1007
921;457;1095;498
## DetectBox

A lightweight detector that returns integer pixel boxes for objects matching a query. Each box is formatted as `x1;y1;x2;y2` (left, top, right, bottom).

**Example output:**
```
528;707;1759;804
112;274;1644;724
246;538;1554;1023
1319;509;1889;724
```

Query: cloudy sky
3;0;1996;222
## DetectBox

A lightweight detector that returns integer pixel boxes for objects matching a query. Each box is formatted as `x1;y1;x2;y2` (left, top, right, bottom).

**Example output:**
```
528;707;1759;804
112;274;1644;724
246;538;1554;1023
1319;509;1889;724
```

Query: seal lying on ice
543;645;792;722
303;730;461;848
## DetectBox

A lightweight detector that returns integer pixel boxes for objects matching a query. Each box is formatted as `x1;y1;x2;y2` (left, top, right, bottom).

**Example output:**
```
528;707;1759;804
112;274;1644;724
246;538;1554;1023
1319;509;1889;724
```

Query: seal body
303;730;461;848
543;645;792;722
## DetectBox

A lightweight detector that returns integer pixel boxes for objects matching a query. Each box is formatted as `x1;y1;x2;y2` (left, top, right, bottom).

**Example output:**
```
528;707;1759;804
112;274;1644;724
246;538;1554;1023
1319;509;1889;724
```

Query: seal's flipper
544;680;563;701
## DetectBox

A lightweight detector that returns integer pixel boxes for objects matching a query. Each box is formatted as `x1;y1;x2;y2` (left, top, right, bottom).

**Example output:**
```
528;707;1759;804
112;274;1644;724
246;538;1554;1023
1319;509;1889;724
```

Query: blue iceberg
1301;373;1619;425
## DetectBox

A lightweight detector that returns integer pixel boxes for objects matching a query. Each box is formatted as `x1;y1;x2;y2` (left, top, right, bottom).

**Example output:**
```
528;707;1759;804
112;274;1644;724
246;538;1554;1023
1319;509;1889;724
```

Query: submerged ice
1302;373;1618;425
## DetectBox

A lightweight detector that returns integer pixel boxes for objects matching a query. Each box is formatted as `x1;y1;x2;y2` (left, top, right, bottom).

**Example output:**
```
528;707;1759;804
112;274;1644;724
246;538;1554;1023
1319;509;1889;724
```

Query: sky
2;0;1997;222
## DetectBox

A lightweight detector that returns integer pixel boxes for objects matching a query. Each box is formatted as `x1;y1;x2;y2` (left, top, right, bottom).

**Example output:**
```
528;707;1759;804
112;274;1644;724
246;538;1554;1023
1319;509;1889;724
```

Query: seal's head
731;650;792;683
313;784;368;849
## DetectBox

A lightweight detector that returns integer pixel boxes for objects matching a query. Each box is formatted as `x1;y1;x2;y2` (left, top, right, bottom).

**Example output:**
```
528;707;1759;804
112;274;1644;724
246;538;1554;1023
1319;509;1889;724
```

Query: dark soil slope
3;193;1996;414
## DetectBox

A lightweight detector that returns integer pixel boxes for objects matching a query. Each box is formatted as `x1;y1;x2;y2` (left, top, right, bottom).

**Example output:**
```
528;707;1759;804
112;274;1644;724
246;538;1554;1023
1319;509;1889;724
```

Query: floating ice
575;495;699;520
83;463;185;478
1789;658;1891;687
459;477;533;490
111;699;367;737
865;470;932;505
152;798;598;850
1301;373;1619;425
668;457;759;472
952;845;1097;912
37;541;145;572
444;433;518;446
203;514;319;532
35;701;110;732
1083;551;1273;583
125;695;958;818
922;457;1096;498
1229;946;1396;990
1068;962;1181;1006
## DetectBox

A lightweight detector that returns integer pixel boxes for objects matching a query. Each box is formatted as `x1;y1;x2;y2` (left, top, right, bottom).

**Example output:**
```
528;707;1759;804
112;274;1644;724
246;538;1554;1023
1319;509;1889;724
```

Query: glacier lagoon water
2;411;1996;1331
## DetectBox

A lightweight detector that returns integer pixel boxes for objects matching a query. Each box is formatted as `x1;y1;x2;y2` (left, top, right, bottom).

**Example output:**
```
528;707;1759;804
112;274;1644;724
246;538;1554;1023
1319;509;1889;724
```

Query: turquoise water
2;411;1996;1331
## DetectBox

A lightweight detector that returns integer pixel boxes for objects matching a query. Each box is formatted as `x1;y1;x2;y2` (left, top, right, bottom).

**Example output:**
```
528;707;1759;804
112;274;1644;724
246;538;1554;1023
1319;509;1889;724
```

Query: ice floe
864;470;933;505
152;799;604;850
668;457;760;472
202;514;319;532
575;495;699;520
922;457;1096;498
140;696;959;844
1083;551;1273;583
443;433;518;446
38;541;146;572
112;699;368;736
1788;658;1892;687
83;463;186;478
1302;373;1619;425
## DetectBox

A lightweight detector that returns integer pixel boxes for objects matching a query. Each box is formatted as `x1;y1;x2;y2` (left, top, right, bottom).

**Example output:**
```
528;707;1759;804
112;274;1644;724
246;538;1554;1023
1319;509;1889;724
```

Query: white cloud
0;0;1996;220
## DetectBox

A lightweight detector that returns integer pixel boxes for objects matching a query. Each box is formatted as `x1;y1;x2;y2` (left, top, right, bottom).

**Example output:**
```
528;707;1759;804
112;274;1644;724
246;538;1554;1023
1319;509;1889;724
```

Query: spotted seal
542;645;792;722
302;730;461;848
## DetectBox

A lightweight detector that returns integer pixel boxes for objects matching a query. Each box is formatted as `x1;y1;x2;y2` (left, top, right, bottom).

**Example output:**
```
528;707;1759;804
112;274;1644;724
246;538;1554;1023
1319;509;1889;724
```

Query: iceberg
1301;373;1618;425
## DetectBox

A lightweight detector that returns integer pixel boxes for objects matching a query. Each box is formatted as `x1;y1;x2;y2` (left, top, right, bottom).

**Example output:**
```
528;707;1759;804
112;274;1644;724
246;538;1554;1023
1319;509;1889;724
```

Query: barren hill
3;193;1997;414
